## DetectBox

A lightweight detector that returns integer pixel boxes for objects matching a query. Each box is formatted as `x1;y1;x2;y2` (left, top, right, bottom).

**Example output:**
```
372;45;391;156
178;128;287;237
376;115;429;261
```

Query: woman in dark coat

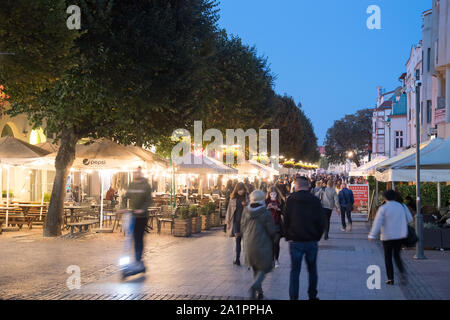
225;182;249;265
265;185;285;268
241;190;276;300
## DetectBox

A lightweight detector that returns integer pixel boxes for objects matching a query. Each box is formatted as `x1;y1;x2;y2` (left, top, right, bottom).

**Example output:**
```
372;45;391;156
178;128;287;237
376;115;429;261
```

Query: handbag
402;204;417;247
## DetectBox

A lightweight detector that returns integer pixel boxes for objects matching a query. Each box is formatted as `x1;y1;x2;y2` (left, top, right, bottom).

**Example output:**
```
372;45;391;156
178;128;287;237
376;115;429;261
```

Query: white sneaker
341;227;346;232
275;260;280;268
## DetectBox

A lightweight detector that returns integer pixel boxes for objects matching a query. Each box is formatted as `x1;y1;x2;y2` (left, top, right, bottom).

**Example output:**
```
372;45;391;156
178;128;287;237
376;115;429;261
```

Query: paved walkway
2;212;447;300
50;214;406;300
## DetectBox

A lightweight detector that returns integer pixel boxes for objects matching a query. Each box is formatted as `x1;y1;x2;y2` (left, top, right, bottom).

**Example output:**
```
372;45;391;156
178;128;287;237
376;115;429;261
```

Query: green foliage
43;192;52;203
200;205;209;216
189;205;198;218
178;207;190;220
0;0;78;103
424;223;439;229
207;202;216;214
396;183;450;208
266;95;320;162
1;191;14;198
325;108;372;166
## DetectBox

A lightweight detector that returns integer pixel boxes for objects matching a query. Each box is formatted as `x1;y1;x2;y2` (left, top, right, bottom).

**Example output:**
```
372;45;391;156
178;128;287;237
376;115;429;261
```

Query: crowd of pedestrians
222;173;414;300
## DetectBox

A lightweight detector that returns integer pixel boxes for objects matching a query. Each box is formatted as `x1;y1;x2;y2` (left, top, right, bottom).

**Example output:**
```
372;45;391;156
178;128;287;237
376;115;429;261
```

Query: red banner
348;184;369;213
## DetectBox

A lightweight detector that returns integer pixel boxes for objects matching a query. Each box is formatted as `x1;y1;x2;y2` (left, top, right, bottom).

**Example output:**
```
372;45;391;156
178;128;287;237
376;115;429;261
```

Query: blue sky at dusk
217;0;431;145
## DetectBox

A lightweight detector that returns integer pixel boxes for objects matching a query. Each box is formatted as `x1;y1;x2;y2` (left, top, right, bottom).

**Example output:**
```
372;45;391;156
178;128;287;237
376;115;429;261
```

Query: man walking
338;183;354;232
285;176;326;300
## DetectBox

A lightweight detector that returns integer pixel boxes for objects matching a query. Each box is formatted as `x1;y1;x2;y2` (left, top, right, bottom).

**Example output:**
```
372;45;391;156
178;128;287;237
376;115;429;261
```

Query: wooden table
17;204;46;216
64;206;90;223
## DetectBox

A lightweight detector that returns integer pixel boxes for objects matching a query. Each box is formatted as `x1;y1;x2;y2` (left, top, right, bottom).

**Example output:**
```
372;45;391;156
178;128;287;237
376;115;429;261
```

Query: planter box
191;216;202;234
210;212;220;227
422;228;442;249
173;218;192;237
201;215;211;230
441;228;450;249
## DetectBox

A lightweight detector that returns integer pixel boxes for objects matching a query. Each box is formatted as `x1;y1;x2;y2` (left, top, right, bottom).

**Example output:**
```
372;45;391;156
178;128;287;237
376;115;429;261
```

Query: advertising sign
348;184;369;213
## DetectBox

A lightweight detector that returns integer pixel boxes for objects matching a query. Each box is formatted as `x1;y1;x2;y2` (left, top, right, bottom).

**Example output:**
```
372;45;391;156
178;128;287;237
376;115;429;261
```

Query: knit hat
249;190;266;206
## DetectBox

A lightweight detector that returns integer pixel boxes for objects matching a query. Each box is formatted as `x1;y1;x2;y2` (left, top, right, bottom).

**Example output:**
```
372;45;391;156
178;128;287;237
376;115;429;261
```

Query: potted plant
422;223;442;249
173;206;192;237
189;205;201;234
207;201;220;227
200;205;211;230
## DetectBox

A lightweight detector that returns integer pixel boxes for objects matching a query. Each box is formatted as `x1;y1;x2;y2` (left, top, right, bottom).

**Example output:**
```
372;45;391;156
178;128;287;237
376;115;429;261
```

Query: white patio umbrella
0;136;50;228
42;139;169;229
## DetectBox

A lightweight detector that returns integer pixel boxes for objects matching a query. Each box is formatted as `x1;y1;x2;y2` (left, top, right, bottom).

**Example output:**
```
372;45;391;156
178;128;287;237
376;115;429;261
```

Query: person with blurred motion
241;190;276;299
338;183;354;232
225;182;249;266
285;176;326;300
265;186;286;267
368;190;413;285
315;180;340;240
120;167;152;272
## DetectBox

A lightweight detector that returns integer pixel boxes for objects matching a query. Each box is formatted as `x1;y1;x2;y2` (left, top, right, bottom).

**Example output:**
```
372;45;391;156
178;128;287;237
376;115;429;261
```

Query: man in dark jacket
338;183;354;232
285;176;325;300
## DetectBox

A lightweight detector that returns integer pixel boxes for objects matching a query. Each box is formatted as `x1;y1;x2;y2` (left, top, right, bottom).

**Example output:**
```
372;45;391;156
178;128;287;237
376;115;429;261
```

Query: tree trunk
43;128;79;237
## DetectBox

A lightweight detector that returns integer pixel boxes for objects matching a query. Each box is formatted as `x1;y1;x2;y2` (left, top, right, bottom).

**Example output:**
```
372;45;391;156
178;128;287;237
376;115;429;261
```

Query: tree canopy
324;108;372;167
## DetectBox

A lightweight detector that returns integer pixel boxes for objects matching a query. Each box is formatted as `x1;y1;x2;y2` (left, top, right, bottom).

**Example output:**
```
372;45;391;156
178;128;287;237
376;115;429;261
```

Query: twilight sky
217;0;431;145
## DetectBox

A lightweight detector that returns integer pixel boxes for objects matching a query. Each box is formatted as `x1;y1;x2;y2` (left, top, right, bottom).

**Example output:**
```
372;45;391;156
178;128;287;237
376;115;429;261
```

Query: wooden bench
66;220;98;235
0;214;36;230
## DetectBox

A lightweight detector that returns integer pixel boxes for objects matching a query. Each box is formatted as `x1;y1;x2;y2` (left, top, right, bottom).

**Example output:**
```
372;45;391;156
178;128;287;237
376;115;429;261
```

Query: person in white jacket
368;190;413;285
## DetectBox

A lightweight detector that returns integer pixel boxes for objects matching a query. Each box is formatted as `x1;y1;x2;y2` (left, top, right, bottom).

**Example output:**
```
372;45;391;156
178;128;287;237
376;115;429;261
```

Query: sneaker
257;292;264;300
233;259;240;266
385;279;394;285
275;260;280;268
348;224;352;231
341;227;346;232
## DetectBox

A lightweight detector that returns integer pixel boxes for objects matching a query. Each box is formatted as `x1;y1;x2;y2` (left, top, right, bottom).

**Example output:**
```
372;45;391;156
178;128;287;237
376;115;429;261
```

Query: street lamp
414;69;426;260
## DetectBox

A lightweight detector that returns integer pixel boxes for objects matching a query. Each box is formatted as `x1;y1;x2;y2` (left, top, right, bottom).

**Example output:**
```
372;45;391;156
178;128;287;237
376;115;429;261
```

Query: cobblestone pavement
1;212;446;300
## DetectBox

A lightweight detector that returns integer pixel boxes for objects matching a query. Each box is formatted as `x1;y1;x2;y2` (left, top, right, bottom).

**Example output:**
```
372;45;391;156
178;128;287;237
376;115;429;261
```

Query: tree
267;95;319;162
324;108;372;167
3;0;220;236
0;0;78;102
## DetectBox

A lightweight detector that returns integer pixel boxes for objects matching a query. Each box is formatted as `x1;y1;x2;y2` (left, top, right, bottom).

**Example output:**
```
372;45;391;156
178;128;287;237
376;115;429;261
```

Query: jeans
340;206;352;228
234;236;242;261
323;208;332;238
251;267;267;293
289;241;318;300
382;239;405;280
133;216;149;262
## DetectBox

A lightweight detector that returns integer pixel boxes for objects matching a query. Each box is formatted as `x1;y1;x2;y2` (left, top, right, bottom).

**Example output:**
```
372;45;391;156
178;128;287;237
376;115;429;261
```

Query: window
427;100;432;124
427;48;431;72
422;51;424;74
395;131;404;150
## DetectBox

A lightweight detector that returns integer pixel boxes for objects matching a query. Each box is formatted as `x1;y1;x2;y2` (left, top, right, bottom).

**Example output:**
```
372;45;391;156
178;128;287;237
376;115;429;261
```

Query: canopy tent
36;141;59;153
349;156;388;177
175;153;237;174
27;139;168;229
0;136;50;228
375;137;450;182
235;160;278;177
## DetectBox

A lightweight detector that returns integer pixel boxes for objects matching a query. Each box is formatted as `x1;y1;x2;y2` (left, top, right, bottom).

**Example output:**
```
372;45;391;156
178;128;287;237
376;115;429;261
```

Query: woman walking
241;190;276;299
316;180;340;240
265;186;285;267
368;190;413;285
225;182;249;265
